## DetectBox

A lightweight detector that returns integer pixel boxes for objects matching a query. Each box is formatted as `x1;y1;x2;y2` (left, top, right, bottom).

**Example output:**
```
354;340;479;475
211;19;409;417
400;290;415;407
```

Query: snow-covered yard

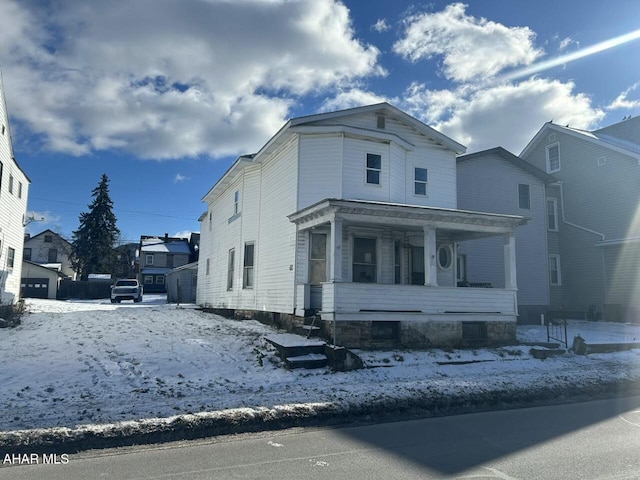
1;297;640;432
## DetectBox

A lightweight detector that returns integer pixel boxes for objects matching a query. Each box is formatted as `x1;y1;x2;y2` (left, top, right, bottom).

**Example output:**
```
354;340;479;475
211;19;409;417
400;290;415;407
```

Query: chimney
164;233;169;243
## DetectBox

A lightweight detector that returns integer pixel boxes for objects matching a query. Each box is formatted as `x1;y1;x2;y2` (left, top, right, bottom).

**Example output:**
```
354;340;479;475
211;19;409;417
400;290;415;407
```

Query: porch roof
288;198;528;240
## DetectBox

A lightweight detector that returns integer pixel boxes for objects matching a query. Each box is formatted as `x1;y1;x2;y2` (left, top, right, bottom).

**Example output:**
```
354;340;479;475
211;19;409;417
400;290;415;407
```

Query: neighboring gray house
166;262;198;304
520;116;640;321
139;234;192;293
457;147;556;324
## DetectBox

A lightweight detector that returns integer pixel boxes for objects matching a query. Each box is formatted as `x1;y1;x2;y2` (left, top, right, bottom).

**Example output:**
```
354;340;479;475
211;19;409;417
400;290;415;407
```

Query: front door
411;247;424;285
309;233;327;309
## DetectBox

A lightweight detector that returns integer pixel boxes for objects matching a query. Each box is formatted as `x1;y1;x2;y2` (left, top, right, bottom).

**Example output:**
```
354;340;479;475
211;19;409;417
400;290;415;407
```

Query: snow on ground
1;297;640;432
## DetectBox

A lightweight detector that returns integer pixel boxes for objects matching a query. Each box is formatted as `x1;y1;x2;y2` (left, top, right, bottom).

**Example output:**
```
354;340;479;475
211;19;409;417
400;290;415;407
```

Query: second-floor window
8;175;13;194
23;248;31;261
546;143;560;173
234;191;240;215
366;153;381;185
48;248;57;263
18;182;22;199
145;254;154;266
414;167;428;196
518;184;530;210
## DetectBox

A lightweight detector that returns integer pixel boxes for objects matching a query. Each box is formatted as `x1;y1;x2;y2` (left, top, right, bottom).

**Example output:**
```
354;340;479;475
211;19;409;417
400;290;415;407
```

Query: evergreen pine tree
71;174;121;280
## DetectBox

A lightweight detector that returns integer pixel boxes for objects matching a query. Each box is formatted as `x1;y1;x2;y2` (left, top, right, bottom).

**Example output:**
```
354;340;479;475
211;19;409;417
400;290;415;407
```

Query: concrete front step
285;353;328;369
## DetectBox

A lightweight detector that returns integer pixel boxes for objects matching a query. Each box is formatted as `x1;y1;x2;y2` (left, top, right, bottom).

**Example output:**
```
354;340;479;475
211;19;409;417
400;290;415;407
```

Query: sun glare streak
500;29;640;82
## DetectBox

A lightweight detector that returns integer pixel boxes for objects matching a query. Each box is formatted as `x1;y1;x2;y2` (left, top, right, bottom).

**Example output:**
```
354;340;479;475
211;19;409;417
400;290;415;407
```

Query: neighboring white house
0;73;30;305
198;103;527;348
23;229;77;280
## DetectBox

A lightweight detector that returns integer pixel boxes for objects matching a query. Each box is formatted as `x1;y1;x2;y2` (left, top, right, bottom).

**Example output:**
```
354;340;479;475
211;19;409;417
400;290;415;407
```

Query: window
549;255;562;286
144;275;154;284
18;182;22;199
309;233;327;284
546;143;560;173
518;184;530;210
437;244;452;270
366;153;381;185
23;248;31;261
376;114;385;129
48;248;57;263
234;190;239;215
209;211;212;232
414;167;428;196
167;254;174;269
227;248;235;290
206;258;210;276
8;175;13;194
547;198;558;231
243;242;255;288
394;241;401;284
145;254;154;266
457;254;467;282
353;237;377;283
156;276;165;285
7;248;15;268
44;235;52;243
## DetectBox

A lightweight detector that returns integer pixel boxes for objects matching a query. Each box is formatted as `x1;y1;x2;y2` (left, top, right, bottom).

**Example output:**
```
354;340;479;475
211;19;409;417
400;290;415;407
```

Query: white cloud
172;230;194;239
558;36;576;51
393;3;543;82
607;82;640;110
320;89;392;112
371;19;390;33
403;79;604;153
174;173;189;183
0;0;382;159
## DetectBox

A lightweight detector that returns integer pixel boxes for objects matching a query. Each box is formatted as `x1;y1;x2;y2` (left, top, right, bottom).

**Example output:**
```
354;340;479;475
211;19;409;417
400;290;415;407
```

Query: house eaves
520;122;640;162
458;146;557;184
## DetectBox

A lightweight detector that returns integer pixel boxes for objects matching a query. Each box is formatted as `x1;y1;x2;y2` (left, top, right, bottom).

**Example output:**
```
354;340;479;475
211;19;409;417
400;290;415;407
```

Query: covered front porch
289;199;527;348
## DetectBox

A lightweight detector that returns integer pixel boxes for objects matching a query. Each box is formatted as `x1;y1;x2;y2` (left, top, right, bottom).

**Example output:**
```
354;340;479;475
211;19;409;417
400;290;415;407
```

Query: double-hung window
7;248;15;268
546;143;560;173
547;198;558;231
243;243;255;288
145;254;154;266
233;191;240;215
366;153;381;185
549;255;562;286
518;184;530;210
414;167;428;196
227;248;235;290
353;237;377;283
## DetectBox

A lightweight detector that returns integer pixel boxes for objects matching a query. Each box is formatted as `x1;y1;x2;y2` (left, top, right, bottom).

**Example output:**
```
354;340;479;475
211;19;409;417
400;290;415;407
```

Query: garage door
21;278;49;298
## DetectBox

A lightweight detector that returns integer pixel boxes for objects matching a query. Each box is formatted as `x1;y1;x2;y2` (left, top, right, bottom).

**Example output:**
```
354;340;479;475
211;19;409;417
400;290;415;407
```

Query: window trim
7;247;15;269
365;153;382;186
156;275;165;285
414;167;428;196
546;143;561;173
23;247;32;261
144;275;154;285
234;190;240;215
547;198;558;231
437;244;453;270
145;254;154;266
518;183;531;210
352;236;378;283
549;254;562;286
8;174;13;194
243;242;255;289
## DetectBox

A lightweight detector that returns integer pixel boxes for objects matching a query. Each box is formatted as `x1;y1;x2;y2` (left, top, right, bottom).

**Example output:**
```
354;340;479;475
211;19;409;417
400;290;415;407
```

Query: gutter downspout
555;181;607;309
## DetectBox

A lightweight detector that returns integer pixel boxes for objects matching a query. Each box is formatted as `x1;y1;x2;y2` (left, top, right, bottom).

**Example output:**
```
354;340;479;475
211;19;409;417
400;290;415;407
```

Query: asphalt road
3;396;640;479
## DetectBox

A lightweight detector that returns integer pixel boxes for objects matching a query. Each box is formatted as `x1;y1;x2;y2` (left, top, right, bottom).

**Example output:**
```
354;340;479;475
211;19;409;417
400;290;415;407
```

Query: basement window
462;321;487;341
371;321;400;341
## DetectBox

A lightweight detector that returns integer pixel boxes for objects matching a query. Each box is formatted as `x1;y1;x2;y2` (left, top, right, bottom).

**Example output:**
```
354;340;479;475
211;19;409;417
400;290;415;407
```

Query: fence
57;279;112;300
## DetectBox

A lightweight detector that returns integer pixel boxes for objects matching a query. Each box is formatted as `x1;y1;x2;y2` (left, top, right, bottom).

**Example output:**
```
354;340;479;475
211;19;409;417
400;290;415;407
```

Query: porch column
330;217;343;282
504;232;517;290
423;226;438;286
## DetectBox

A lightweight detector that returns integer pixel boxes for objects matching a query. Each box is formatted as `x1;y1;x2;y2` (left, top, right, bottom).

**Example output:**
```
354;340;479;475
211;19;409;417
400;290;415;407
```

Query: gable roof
140;237;192;254
457;146;556;184
520;122;640;161
25;229;72;247
203;103;466;202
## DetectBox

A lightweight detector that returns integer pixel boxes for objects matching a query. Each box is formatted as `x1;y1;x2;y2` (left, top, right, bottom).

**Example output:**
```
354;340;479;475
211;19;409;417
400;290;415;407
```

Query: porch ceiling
288;198;528;240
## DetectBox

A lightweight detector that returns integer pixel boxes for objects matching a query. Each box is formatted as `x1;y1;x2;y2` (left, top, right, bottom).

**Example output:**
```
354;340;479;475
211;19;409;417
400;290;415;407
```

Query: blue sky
1;0;638;244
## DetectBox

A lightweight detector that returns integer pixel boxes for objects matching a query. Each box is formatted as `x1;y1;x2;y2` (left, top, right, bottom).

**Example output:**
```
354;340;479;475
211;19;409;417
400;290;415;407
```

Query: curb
2;377;639;455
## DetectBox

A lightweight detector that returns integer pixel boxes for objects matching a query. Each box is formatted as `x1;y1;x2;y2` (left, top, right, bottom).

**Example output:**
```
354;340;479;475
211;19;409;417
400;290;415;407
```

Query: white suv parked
110;279;143;303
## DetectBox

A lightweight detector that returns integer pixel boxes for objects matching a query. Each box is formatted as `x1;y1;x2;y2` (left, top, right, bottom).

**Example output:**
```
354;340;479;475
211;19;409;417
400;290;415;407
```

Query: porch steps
264;333;328;369
294;315;321;338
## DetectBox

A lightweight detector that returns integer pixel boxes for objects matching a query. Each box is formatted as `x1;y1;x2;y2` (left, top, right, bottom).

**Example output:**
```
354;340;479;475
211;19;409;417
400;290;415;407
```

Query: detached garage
166;262;198;304
21;261;63;299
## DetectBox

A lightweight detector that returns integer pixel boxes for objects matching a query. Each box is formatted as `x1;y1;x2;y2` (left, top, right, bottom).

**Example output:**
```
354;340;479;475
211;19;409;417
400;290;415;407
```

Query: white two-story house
0;75;30;305
198;103;527;348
